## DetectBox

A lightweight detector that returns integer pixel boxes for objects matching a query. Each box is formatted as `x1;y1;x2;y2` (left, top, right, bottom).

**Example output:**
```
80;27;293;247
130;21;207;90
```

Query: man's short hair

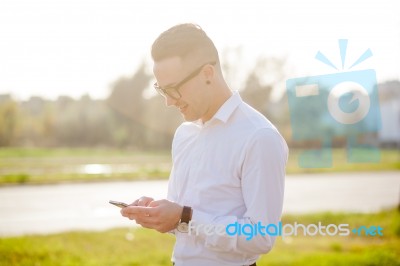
151;23;219;64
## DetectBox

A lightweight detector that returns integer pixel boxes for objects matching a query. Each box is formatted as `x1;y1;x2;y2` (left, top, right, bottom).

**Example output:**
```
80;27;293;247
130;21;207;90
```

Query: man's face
153;56;212;122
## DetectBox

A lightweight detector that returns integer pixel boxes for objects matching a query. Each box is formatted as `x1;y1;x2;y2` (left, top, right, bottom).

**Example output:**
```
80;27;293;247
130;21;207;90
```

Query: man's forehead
153;57;184;75
153;57;186;87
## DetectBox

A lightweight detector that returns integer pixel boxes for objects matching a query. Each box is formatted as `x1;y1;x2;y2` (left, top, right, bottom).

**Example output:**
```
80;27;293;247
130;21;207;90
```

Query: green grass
0;228;175;266
0;148;172;185
261;209;400;266
1;209;399;266
0;147;169;158
0;147;398;185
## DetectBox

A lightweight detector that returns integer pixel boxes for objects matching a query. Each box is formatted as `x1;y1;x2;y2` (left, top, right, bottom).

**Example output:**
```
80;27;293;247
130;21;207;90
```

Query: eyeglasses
153;61;216;100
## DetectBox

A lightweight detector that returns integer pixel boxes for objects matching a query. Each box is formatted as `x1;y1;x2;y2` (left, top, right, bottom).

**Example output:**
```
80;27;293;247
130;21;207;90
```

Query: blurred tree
241;57;288;122
54;95;115;147
221;46;244;90
107;61;153;149
0;98;19;146
142;96;182;149
5;55;375;149
241;70;273;114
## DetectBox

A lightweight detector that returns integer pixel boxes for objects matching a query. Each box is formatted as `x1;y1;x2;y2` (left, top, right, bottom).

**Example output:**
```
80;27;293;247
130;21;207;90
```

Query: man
121;23;288;266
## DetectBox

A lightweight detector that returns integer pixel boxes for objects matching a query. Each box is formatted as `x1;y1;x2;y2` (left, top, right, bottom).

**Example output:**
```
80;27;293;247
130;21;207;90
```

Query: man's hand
131;196;154;207
121;199;183;233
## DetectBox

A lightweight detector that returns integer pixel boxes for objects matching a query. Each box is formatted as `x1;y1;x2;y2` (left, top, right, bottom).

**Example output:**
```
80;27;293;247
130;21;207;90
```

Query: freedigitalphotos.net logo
286;39;381;168
187;221;384;241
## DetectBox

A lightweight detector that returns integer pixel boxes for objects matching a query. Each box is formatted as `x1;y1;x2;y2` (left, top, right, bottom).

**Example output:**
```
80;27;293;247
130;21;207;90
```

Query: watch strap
180;206;192;223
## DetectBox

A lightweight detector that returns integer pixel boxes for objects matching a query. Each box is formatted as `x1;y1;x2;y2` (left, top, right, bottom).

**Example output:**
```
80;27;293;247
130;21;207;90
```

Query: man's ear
202;64;215;82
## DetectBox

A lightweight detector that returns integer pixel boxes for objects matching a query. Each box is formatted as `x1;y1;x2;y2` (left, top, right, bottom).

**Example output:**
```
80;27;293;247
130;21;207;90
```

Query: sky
0;0;399;100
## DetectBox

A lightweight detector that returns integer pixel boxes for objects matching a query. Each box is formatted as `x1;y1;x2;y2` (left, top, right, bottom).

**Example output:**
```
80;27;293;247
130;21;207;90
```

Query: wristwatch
177;206;192;233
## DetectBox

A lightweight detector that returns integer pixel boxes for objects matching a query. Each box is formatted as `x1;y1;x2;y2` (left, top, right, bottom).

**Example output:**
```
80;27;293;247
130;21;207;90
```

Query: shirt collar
196;91;241;127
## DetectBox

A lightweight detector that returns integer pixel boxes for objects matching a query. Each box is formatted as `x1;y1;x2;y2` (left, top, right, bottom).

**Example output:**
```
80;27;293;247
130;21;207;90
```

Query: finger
120;206;144;217
129;199;139;206
137;197;154;207
128;196;150;207
119;208;138;220
136;217;159;229
120;208;133;217
148;200;160;207
124;211;152;222
130;197;146;206
136;198;146;206
124;206;154;217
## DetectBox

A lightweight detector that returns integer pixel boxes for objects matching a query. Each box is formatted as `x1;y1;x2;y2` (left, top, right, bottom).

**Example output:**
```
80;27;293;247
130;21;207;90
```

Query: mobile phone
109;200;128;208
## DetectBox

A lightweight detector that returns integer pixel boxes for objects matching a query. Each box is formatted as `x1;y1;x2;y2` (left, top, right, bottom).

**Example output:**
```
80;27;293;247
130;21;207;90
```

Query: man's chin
181;113;198;122
182;116;197;122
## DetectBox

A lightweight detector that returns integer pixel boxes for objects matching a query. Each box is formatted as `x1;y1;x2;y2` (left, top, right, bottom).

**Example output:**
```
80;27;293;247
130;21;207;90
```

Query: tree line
0;56;290;149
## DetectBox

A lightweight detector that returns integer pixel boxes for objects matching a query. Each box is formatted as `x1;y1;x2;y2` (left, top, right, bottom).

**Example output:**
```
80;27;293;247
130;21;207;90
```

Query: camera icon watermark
286;40;381;168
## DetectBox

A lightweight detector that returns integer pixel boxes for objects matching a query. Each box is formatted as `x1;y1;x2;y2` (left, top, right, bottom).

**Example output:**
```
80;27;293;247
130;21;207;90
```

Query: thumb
148;199;163;207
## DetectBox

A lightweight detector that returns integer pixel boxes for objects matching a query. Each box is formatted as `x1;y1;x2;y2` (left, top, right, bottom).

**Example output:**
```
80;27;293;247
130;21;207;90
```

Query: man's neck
201;82;233;123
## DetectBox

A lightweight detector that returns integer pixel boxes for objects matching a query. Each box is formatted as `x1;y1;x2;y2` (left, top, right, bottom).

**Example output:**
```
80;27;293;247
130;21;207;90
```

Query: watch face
177;222;189;233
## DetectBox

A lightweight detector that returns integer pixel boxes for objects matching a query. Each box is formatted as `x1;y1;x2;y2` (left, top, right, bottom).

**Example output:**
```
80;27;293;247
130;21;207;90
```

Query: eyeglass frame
153;61;216;100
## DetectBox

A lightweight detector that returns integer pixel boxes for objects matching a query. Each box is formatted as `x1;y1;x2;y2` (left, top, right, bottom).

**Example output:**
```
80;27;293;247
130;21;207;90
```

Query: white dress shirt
168;92;288;266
